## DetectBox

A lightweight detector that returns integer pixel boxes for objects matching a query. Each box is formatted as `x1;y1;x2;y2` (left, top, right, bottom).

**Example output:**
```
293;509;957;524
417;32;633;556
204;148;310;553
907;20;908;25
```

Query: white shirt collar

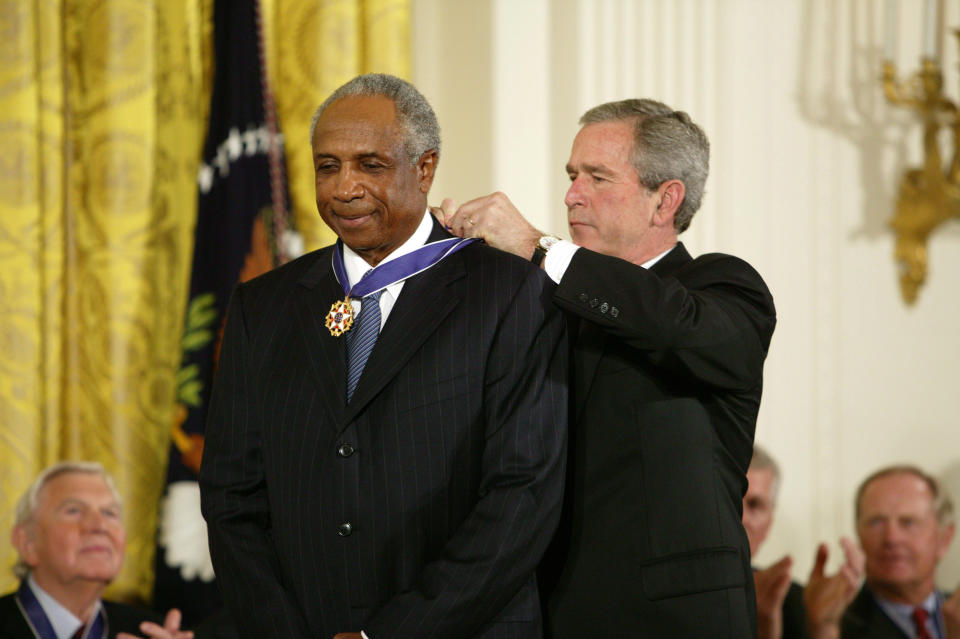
26;573;101;639
641;244;676;270
341;209;433;293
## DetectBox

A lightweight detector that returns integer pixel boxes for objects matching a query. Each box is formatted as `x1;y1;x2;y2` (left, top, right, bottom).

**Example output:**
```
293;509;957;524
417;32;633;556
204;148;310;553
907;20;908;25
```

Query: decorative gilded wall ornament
881;3;960;304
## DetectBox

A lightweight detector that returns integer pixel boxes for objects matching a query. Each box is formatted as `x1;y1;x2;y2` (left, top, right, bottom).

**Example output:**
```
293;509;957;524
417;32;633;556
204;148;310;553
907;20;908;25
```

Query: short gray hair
309;73;441;164
749;444;782;506
12;461;122;579
579;98;709;233
855;465;954;528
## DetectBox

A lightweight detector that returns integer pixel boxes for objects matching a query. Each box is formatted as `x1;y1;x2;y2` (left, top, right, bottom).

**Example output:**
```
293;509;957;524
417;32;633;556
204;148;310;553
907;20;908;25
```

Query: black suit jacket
840;585;913;639
199;221;568;639
0;591;161;638
783;581;809;639
543;243;776;638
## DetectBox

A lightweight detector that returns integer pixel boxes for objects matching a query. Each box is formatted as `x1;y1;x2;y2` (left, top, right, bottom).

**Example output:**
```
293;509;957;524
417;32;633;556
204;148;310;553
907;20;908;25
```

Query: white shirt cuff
361;632;371;639
543;239;580;284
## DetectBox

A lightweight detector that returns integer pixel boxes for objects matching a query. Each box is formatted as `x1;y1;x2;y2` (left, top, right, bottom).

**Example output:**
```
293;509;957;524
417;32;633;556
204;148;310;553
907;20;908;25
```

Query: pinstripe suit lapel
343;250;466;425
297;249;348;425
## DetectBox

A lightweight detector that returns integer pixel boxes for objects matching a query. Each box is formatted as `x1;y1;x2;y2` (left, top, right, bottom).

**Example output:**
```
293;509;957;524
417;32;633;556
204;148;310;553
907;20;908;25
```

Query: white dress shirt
543;239;675;283
341;209;433;330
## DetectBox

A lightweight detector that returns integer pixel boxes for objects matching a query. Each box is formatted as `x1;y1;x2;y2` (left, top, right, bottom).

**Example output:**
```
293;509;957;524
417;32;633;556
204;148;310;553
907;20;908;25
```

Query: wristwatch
531;235;562;267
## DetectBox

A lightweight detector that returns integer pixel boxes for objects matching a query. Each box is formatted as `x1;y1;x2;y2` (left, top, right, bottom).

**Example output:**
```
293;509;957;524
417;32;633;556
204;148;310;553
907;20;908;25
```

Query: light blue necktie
346;290;383;402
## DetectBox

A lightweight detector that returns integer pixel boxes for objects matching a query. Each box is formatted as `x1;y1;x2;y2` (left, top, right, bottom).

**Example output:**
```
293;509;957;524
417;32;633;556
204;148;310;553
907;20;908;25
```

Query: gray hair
855;465;955;528
309;73;441;164
12;461;122;579
579;98;709;233
749;444;782;506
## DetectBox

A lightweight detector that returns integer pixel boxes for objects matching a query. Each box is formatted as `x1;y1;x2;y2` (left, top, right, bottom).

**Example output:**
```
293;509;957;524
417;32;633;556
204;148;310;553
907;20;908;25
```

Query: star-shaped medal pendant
325;299;354;336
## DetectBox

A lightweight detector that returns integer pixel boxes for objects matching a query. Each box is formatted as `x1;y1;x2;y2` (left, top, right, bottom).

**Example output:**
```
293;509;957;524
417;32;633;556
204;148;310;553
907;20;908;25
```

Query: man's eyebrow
314;151;388;160
55;497;86;509
566;162;613;175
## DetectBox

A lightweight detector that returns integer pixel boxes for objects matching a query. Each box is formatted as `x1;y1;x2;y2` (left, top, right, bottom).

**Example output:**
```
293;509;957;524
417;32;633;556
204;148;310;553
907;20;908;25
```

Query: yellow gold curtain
0;0;212;601
0;0;407;603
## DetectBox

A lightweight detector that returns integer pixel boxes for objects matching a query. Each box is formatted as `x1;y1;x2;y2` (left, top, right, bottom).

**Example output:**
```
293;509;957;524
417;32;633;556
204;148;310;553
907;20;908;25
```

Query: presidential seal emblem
325;299;354;336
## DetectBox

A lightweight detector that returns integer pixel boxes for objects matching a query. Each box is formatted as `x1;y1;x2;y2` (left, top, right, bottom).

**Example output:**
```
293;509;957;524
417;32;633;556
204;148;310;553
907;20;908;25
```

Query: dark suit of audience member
841;586;926;639
0;593;161;639
441;98;775;637
781;583;809;639
200;75;567;639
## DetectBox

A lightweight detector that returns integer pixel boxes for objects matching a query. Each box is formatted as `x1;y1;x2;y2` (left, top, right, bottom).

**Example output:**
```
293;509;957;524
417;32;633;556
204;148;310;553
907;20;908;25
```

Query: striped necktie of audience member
346;290;383;402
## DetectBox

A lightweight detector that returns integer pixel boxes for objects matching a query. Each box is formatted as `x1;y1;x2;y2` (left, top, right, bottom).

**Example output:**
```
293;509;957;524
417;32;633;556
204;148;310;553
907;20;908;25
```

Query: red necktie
912;607;934;639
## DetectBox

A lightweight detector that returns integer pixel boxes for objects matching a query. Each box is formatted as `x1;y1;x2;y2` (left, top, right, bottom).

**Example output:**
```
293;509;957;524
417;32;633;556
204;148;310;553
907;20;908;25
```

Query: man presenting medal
199;74;568;639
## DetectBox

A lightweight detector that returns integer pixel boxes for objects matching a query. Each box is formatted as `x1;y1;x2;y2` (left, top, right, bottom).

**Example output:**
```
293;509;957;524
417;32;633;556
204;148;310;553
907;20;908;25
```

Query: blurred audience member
3;461;192;639
842;465;960;639
745;445;864;639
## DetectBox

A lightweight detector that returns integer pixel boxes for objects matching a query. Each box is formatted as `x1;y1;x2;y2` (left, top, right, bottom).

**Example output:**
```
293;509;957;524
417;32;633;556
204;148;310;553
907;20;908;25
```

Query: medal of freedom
325;299;354;336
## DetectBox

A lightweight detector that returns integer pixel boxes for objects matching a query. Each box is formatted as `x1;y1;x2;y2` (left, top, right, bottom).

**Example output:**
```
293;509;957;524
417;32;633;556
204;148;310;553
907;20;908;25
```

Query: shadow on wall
795;0;914;240
938;461;960;591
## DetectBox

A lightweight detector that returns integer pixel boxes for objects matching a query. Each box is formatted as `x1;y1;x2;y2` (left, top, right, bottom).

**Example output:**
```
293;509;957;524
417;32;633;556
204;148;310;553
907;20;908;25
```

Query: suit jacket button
338;522;352;537
578;293;589;303
610;306;619;318
589;298;599;308
338;443;354;457
599;302;609;313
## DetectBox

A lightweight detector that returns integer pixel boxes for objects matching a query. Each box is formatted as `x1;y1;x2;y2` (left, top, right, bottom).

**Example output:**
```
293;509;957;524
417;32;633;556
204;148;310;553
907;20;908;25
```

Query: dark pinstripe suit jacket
199;221;568;639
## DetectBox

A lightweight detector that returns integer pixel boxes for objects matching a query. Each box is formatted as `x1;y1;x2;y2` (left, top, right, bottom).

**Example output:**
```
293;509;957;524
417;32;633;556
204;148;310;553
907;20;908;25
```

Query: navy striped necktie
346;290;383;402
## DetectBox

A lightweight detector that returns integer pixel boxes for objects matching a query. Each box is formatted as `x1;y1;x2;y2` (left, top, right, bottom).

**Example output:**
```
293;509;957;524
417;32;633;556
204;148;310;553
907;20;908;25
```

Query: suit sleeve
362;267;569;638
555;247;776;391
198;285;312;638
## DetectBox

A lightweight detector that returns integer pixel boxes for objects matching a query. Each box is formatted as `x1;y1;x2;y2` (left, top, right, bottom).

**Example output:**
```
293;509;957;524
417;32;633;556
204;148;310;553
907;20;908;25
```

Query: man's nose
564;177;585;208
881;523;905;544
82;509;107;531
335;169;364;201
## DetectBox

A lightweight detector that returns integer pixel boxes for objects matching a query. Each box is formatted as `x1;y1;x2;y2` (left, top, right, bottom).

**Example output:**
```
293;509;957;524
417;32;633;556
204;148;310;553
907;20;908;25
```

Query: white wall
413;0;960;590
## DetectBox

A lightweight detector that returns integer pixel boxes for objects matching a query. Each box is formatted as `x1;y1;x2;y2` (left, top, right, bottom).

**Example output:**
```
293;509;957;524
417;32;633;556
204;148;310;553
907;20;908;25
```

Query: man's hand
332;633;363;639
754;555;793;639
435;194;543;260
943;585;960;638
117;608;194;639
804;538;864;639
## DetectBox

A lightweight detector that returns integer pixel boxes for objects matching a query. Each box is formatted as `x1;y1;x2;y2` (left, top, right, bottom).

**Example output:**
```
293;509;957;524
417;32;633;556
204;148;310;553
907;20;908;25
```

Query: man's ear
653;179;685;228
418;150;439;194
937;522;956;560
12;524;38;567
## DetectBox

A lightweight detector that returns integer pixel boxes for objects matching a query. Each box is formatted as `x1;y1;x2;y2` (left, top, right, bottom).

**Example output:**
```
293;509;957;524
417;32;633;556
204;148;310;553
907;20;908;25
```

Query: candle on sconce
921;0;937;60
884;0;898;61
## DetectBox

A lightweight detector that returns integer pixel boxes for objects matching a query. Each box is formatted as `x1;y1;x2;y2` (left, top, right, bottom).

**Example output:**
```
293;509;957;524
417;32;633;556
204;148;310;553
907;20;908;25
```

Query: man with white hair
841;465;960;639
2;461;192;639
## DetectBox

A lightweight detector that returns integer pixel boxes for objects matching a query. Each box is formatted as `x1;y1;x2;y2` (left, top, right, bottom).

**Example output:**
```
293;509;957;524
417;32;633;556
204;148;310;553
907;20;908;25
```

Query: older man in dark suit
441;97;776;637
3;461;189;639
199;74;567;639
841;466;960;639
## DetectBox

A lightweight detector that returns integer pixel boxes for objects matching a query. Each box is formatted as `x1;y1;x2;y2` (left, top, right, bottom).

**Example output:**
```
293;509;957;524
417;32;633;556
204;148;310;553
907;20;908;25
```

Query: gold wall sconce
881;0;960;304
